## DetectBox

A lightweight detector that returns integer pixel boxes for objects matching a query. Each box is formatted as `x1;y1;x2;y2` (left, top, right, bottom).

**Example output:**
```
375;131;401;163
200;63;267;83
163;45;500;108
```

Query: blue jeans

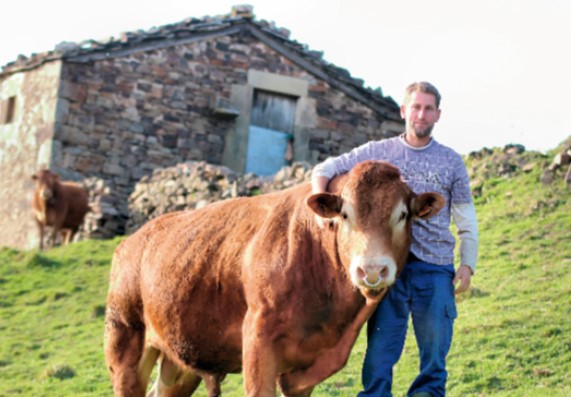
358;259;457;397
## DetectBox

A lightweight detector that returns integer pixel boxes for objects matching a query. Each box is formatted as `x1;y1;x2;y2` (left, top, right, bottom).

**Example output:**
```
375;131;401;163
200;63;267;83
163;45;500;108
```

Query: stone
541;169;554;185
553;152;570;167
521;163;536;173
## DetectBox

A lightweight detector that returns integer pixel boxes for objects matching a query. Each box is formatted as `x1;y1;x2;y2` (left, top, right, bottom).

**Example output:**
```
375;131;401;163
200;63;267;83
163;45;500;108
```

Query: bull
104;160;445;396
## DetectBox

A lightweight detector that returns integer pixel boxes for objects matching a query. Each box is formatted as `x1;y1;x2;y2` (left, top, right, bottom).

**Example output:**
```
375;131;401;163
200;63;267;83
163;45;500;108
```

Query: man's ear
306;193;343;219
412;192;446;220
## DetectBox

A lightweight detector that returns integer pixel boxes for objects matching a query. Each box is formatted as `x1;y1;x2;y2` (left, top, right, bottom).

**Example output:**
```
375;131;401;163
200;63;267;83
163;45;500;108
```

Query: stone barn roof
0;5;400;121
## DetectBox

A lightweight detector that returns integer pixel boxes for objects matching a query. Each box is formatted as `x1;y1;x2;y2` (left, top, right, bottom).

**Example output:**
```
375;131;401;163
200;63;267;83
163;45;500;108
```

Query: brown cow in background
104;160;445;397
31;169;90;250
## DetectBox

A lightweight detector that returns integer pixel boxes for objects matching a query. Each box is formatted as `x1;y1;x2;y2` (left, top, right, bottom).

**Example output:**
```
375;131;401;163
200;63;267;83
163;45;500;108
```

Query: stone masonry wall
126;160;312;233
50;32;401;239
0;62;62;249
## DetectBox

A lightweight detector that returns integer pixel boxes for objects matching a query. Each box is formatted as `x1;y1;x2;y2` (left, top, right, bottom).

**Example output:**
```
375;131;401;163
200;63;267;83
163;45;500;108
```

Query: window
1;96;16;124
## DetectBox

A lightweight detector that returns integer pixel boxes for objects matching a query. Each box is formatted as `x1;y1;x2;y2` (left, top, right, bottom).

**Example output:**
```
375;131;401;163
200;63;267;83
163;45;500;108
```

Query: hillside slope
0;147;569;396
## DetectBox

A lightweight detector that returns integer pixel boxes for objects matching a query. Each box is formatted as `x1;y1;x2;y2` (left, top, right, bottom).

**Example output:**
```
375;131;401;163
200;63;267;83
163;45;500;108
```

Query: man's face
400;91;441;139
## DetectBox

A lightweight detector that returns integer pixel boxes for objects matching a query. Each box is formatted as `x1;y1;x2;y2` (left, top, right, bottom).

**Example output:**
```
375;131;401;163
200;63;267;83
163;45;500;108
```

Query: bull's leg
146;356;202;397
278;294;384;395
49;225;60;248
61;228;74;245
37;222;45;250
242;309;279;397
280;386;314;397
202;373;225;397
104;313;152;397
140;345;161;392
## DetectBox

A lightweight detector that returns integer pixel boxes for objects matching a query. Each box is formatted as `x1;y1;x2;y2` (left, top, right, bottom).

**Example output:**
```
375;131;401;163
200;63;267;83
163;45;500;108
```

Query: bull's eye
341;211;348;220
399;211;407;222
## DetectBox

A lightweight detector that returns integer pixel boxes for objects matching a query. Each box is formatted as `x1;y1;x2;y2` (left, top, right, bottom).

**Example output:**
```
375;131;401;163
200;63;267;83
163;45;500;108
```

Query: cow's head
32;169;60;201
306;160;445;300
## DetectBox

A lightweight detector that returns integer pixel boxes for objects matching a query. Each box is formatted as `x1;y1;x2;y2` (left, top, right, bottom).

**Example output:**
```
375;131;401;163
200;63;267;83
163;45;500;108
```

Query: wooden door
245;90;296;176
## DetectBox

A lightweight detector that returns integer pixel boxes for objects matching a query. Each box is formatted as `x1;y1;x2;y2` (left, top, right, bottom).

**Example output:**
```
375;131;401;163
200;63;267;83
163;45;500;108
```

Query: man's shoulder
431;139;464;161
371;135;402;148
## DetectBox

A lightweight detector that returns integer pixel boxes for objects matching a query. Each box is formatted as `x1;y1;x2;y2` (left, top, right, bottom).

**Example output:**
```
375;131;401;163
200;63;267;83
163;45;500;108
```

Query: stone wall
47;33;402;242
126;161;312;233
0;62;62;249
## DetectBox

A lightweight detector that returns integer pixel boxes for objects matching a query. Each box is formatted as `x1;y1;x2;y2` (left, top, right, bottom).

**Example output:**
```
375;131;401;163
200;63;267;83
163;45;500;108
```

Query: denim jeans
358;258;457;397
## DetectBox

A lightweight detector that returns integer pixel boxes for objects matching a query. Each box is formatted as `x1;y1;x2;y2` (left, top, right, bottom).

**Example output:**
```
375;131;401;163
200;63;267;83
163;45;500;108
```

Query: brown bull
31;169;90;250
104;160;445;397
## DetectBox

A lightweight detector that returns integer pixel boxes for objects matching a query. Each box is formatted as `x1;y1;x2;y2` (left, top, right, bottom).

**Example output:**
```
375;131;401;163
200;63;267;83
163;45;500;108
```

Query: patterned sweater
312;133;478;271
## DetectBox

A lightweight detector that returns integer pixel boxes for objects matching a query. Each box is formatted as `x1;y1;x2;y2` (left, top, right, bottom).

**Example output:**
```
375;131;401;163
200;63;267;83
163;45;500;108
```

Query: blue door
245;126;292;176
245;90;296;176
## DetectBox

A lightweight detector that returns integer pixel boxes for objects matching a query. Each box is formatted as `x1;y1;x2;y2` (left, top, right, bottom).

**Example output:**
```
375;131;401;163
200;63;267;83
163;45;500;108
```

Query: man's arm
311;175;330;194
311;141;377;191
451;202;479;294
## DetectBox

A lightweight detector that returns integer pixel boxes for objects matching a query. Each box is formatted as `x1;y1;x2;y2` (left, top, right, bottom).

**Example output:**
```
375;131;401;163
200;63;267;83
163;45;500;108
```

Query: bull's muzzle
40;188;53;200
351;258;396;290
359;264;390;288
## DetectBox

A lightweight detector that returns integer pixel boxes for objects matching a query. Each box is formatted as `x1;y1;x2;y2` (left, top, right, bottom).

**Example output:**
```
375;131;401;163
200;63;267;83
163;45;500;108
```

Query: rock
498;162;514;176
504;143;525;155
125;161;313;234
541;169;554;185
521;163;536;172
553;152;570;167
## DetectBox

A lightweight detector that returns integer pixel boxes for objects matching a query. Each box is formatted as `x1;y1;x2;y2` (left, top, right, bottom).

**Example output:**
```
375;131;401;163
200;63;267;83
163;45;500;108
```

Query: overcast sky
2;0;569;154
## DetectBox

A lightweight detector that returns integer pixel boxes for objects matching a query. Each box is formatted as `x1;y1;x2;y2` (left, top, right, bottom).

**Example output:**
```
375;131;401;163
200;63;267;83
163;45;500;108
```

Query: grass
0;239;120;396
0;149;570;396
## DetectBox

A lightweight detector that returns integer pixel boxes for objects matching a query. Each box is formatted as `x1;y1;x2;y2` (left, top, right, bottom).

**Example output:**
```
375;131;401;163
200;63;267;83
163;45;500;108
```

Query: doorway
245;90;297;176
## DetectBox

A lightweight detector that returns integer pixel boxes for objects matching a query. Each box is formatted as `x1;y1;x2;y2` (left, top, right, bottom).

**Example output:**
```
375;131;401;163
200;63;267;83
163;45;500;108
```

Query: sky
1;0;570;154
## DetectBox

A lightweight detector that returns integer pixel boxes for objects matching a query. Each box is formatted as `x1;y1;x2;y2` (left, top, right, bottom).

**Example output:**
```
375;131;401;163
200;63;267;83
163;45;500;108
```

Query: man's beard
410;123;434;138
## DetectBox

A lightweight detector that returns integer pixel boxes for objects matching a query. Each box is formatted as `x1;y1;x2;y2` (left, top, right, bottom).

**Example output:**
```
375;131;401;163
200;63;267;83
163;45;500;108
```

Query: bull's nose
357;264;389;288
351;257;397;290
40;189;52;199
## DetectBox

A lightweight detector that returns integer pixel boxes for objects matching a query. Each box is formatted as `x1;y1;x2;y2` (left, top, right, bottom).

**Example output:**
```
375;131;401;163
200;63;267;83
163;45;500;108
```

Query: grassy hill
1;147;570;396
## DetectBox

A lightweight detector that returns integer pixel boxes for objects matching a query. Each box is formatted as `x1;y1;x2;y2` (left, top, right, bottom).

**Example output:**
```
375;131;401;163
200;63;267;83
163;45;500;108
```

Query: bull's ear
412;192;446;220
306;193;343;219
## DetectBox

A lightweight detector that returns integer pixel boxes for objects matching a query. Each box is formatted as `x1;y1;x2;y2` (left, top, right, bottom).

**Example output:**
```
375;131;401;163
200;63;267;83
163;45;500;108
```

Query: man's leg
358;274;410;397
408;263;456;397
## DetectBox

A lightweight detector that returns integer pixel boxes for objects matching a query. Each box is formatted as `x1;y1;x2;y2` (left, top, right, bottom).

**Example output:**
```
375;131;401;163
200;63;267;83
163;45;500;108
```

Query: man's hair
403;82;441;109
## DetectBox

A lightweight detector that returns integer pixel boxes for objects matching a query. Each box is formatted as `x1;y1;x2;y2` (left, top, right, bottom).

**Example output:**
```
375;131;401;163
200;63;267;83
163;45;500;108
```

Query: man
311;82;478;397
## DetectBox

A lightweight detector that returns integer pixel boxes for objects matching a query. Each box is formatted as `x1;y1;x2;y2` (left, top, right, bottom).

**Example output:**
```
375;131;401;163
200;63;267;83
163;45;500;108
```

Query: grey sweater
312;134;478;272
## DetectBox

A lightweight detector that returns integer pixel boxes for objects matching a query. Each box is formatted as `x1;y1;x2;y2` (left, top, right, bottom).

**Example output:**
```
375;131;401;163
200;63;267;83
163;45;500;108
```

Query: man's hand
453;265;472;295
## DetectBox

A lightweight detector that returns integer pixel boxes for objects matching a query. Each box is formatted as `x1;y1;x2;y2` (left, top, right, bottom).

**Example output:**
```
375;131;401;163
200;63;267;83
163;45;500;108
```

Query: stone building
0;5;403;249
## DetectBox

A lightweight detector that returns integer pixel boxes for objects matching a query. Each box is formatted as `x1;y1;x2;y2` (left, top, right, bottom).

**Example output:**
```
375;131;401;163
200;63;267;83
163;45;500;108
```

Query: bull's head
32;169;60;201
306;160;445;300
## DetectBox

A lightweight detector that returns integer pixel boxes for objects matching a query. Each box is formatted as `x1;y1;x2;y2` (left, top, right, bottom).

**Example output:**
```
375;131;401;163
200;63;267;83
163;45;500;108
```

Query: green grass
0;239;120;396
1;151;570;396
